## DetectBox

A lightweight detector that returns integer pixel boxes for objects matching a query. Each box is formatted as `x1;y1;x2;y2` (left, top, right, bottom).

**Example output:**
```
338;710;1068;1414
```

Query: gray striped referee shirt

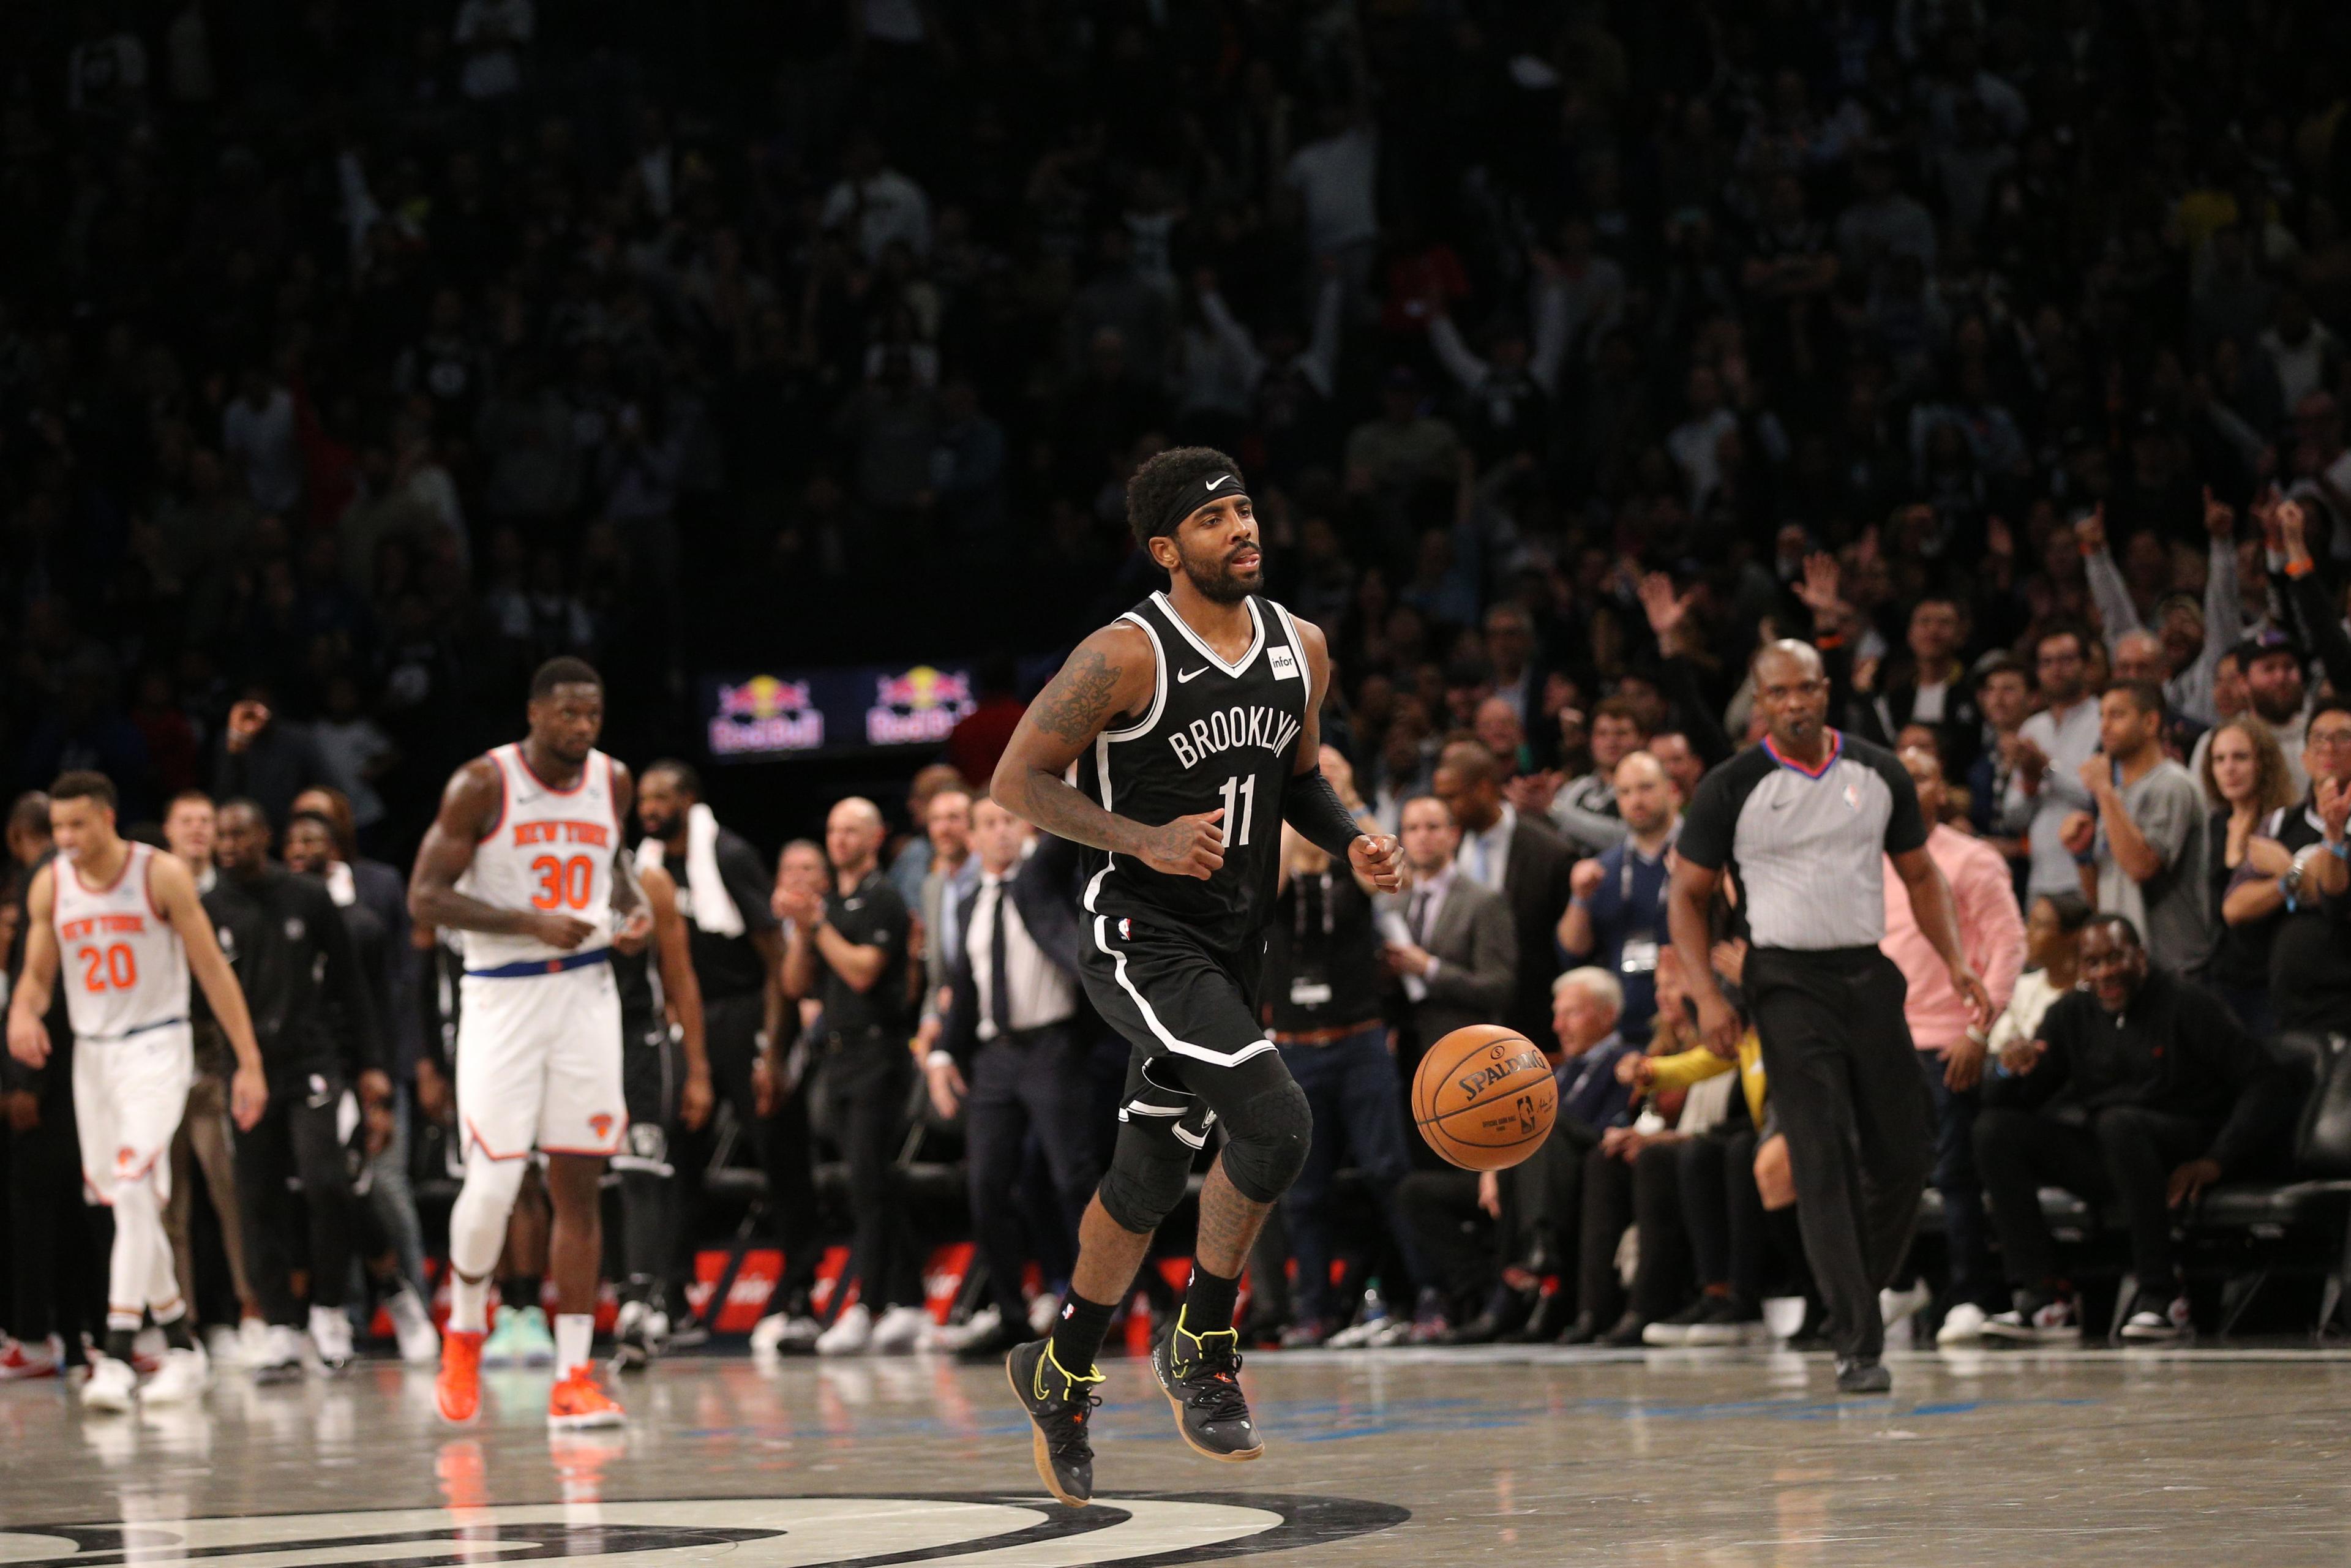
1676;731;1928;951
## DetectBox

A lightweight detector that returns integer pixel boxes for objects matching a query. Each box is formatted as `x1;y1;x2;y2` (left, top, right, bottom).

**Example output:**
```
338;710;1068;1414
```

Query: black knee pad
1217;1076;1312;1204
1097;1120;1194;1234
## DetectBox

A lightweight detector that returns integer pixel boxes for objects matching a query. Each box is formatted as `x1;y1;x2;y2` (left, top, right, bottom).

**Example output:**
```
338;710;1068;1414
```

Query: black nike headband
1160;468;1251;541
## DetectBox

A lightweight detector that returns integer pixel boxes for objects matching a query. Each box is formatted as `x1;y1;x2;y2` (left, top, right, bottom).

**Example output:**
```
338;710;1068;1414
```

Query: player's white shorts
73;1022;195;1207
456;958;627;1161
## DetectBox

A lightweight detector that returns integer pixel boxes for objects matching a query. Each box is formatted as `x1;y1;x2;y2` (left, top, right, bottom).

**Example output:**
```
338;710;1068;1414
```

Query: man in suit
1432;740;1575;1044
913;784;979;1063
1856;595;1985;778
924;798;1096;1360
1383;792;1519;1337
1380;793;1518;1055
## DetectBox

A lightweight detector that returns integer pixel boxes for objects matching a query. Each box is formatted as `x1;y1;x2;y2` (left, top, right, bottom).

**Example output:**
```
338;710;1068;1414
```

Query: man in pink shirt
1880;746;2026;1340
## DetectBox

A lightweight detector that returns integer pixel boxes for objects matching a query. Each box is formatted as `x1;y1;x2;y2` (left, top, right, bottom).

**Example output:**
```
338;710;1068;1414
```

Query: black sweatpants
1398;1169;1489;1315
966;1021;1099;1322
1679;1125;1766;1302
1745;946;1931;1360
825;1035;920;1310
235;1071;356;1324
8;1068;103;1345
1579;1141;1692;1326
1974;1105;2210;1292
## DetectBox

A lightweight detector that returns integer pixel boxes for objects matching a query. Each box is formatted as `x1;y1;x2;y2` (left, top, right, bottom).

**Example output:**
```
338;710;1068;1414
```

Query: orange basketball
1412;1024;1558;1171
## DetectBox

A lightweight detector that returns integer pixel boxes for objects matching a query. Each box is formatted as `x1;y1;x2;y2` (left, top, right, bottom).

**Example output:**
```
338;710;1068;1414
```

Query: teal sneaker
483;1304;558;1367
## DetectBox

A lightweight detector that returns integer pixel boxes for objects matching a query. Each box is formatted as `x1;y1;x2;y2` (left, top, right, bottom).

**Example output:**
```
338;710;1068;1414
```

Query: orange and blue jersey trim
1763;727;1843;779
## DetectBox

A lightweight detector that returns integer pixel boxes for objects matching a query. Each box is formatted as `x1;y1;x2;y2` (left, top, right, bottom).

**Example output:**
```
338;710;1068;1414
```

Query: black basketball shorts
1078;911;1291;1153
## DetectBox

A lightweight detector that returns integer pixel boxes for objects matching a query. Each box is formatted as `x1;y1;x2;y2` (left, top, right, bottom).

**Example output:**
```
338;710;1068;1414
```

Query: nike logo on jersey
1177;666;1208;683
1206;475;1232;490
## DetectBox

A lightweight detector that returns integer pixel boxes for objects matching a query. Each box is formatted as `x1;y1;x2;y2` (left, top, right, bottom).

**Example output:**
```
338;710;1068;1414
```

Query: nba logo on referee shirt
1842;782;1859;809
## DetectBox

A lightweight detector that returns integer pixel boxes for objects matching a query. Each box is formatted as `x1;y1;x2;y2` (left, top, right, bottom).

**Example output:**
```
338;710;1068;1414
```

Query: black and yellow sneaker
1005;1340;1102;1507
1150;1311;1263;1463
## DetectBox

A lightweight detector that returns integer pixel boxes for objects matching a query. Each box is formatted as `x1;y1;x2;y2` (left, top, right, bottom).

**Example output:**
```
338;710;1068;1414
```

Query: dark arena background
9;1;2351;1562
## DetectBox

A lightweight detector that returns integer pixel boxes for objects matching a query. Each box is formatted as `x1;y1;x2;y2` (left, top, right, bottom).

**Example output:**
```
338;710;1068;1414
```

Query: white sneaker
2119;1294;2192;1343
253;1324;307;1382
1029;1294;1061;1338
754;1310;823;1354
387;1286;440;1365
238;1317;271;1365
869;1305;929;1354
1936;1302;1989;1345
814;1303;873;1356
203;1324;243;1367
1981;1296;2079;1345
310;1305;355;1371
1879;1281;1932;1337
142;1346;209;1405
934;1305;1000;1353
83;1356;138;1412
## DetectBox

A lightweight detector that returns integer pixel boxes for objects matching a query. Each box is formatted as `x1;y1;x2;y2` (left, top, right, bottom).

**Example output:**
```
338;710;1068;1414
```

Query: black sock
1181;1264;1240;1338
105;1328;135;1364
1047;1292;1116;1376
502;1275;542;1314
160;1317;197;1352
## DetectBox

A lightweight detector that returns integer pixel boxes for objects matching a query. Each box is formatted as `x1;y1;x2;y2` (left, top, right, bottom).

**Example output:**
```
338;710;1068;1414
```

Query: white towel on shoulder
639;801;744;936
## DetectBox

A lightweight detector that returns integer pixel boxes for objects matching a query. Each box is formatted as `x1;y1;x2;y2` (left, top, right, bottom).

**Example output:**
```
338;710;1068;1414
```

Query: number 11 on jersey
1217;773;1256;849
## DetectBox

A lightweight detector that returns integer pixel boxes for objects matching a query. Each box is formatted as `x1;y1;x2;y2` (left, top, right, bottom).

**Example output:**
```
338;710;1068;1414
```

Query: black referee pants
1745;947;1931;1362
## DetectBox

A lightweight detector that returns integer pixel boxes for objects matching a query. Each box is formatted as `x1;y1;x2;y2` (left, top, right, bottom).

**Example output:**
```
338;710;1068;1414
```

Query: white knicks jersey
457;744;623;972
52;842;190;1042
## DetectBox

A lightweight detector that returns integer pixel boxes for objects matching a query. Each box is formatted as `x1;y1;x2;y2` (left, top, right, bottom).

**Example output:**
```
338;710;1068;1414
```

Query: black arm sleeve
1283;766;1367;860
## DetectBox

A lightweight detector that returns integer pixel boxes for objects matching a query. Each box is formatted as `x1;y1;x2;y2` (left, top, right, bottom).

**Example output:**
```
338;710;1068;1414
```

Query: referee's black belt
1750;943;1883;963
822;1026;898;1052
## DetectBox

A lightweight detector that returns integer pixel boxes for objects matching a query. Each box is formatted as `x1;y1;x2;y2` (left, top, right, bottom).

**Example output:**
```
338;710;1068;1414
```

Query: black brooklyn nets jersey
1073;590;1311;953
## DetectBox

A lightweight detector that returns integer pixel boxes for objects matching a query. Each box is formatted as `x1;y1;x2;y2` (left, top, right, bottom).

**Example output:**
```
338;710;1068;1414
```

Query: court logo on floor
0;1494;1409;1568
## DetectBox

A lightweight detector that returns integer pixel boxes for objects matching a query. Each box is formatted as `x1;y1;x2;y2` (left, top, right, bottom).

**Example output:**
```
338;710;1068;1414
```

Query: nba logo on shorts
1119;918;1132;939
115;1146;137;1173
590;1113;615;1140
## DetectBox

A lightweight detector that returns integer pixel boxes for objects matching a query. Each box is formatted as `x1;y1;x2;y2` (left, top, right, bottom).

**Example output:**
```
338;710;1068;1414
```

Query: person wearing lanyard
775;797;926;1357
1260;817;1420;1347
1670;640;1991;1397
1558;751;1679;1040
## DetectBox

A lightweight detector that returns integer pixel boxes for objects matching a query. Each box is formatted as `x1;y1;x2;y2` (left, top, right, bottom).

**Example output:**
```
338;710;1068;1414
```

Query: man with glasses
1998;625;2104;901
2221;700;2351;1035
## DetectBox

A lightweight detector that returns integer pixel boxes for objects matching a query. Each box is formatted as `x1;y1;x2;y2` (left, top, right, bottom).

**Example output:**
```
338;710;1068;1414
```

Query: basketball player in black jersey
992;446;1401;1507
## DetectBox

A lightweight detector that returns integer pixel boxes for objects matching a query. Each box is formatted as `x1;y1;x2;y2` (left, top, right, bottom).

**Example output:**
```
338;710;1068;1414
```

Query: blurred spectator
2222;702;2351;1037
2000;626;2102;900
2201;719;2301;1037
1556;752;1679;1040
1431;741;1573;1045
2061;683;2214;977
1978;917;2300;1345
212;688;330;835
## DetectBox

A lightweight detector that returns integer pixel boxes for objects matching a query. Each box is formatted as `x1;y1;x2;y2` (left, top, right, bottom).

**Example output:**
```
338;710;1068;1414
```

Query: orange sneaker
548;1364;624;1430
437;1330;485;1425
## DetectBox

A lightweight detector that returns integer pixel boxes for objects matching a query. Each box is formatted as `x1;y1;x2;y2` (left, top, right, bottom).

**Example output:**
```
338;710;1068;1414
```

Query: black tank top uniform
1073;590;1311;1082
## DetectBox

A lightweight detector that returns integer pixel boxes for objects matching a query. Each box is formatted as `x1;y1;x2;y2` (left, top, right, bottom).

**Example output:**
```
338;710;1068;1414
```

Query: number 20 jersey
1072;591;1309;954
457;743;621;972
52;842;188;1041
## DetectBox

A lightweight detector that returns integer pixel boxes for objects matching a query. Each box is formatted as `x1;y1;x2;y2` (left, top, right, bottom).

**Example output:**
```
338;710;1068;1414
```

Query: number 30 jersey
1072;591;1310;954
457;743;621;972
52;842;189;1042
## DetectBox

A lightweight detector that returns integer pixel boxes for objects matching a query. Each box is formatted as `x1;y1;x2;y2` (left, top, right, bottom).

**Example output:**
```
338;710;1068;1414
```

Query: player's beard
1176;542;1260;606
640;808;680;841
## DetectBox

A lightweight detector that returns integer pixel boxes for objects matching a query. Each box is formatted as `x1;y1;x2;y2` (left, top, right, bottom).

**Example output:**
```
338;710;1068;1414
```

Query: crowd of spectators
11;0;2351;1367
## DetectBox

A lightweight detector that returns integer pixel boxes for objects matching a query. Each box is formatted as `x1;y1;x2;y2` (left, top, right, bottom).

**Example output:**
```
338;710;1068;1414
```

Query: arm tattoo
1031;647;1123;744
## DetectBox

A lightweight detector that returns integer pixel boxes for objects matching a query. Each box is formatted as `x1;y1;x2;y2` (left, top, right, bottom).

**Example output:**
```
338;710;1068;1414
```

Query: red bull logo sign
710;675;822;756
865;665;975;746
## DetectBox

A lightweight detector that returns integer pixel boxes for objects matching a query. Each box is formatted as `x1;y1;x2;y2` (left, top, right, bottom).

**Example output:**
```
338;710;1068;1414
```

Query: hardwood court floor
4;1343;2350;1566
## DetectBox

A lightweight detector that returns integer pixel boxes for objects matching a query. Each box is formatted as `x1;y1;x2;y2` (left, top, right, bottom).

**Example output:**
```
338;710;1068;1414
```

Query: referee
1668;641;1990;1394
